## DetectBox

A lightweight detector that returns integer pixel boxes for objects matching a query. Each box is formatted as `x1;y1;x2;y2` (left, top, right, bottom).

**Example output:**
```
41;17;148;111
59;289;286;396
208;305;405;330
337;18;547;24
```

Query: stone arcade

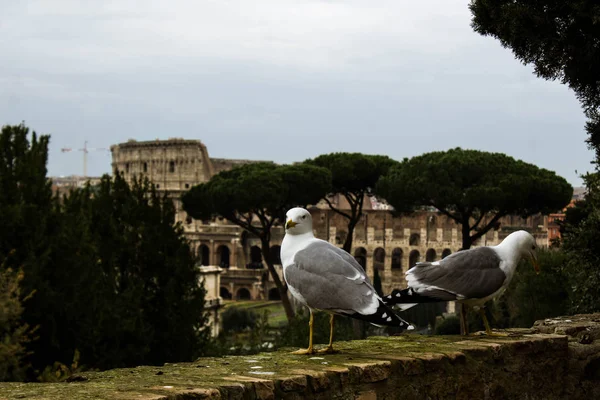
109;138;551;331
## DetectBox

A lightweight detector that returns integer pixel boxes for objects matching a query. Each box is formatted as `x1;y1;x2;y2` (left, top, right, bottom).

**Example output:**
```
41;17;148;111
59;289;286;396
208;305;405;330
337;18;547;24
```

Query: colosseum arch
220;287;232;300
409;233;420;246
236;287;251;300
216;245;230;268
198;244;210;266
354;247;367;270
269;245;282;265
426;215;437;239
391;248;403;270
409;250;420;268
373;247;385;271
426;248;436;262
268;288;281;300
248;246;263;269
442;248;452;259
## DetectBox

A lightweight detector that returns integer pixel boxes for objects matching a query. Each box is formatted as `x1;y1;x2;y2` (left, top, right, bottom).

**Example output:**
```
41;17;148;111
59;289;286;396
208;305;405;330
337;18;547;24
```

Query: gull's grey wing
284;241;377;314
408;247;507;299
311;240;371;282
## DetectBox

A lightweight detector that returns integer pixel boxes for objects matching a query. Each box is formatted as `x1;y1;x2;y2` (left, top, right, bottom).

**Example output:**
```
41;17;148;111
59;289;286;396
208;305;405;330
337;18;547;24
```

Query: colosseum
110;138;551;306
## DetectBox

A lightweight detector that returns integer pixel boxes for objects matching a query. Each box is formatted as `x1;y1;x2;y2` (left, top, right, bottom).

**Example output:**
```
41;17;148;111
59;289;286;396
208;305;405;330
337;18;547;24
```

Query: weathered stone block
306;371;330;393
253;381;275;400
5;317;600;400
277;376;307;392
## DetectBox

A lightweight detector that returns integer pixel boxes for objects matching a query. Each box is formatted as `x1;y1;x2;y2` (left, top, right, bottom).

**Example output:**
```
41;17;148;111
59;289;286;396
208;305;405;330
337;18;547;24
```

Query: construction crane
60;141;110;178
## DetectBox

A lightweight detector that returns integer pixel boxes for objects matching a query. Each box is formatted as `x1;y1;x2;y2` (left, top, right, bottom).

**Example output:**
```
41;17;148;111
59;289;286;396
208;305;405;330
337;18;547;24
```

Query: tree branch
227;212;261;238
344;191;362;223
469;212;505;243
255;208;269;227
470;211;487;231
430;202;461;223
323;196;353;220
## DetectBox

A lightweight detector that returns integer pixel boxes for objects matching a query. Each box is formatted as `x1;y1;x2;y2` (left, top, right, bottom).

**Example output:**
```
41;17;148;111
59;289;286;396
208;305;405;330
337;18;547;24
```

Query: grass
222;300;288;327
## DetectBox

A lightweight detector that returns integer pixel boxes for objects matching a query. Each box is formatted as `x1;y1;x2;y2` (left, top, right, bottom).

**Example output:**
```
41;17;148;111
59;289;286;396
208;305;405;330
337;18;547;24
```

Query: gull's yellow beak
286;219;297;230
531;253;540;275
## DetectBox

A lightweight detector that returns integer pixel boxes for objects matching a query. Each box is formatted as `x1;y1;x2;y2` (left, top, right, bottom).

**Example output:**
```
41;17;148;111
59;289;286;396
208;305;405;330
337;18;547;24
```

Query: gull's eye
531;245;536;250
302;215;307;220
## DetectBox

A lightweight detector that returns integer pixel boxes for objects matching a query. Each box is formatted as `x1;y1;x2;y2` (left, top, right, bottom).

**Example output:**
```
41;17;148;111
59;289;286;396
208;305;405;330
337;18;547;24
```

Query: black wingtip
383;289;402;304
383;288;443;306
383;288;411;305
348;300;415;331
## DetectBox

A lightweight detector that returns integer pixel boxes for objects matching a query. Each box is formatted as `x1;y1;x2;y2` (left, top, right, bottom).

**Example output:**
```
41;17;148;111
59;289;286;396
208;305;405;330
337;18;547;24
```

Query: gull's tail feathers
345;300;414;331
383;288;447;311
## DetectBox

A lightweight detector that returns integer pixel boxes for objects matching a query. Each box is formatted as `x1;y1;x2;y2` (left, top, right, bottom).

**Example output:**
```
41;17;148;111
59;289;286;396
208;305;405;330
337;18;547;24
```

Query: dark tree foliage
182;162;331;322
491;249;571;328
586;111;600;162
305;153;397;252
561;174;600;313
434;315;461;335
84;175;209;368
469;0;600;155
376;148;573;249
221;307;258;333
469;0;600;314
0;260;34;382
26;175;209;373
457;249;571;333
470;0;600;110
0;123;53;277
0;123;53;379
0;123;210;378
275;308;357;350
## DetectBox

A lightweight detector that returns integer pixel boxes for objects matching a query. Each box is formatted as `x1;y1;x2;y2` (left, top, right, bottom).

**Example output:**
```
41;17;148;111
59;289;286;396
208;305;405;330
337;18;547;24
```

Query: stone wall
3;314;600;399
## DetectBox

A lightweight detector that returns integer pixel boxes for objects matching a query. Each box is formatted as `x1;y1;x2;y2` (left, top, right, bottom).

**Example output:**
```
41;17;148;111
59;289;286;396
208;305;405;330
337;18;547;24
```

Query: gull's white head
502;230;540;274
284;207;313;235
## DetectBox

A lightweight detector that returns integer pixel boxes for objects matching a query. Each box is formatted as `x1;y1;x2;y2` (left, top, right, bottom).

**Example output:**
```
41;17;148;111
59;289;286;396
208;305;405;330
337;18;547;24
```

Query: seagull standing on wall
382;230;540;336
281;207;413;355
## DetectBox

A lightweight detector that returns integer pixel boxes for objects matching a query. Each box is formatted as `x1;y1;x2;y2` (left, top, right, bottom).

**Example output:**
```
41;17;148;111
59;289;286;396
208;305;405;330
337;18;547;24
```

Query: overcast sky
0;0;592;186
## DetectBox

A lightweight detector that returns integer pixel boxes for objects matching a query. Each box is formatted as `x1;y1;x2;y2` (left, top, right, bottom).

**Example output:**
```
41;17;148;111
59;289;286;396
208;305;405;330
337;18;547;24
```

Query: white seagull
281;207;413;355
382;230;540;336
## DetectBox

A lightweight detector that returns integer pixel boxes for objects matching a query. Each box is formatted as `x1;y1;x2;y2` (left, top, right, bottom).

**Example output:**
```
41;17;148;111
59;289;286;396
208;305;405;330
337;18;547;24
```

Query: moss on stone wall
2;315;600;399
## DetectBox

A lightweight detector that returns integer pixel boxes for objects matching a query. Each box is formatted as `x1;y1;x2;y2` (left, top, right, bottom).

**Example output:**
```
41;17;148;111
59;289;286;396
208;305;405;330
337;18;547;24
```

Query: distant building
107;138;562;315
110;138;273;335
547;186;586;243
51;175;102;199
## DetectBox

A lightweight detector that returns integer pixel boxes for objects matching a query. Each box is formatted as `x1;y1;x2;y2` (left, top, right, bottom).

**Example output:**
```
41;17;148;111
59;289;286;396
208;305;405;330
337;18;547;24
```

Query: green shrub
0;261;35;381
434;315;461;335
275;308;359;349
399;302;448;330
561;175;600;314
483;248;571;329
221;307;259;333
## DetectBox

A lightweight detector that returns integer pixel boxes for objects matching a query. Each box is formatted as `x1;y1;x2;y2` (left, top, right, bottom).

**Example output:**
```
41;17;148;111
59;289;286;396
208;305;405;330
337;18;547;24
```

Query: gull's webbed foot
317;345;338;354
291;347;316;355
